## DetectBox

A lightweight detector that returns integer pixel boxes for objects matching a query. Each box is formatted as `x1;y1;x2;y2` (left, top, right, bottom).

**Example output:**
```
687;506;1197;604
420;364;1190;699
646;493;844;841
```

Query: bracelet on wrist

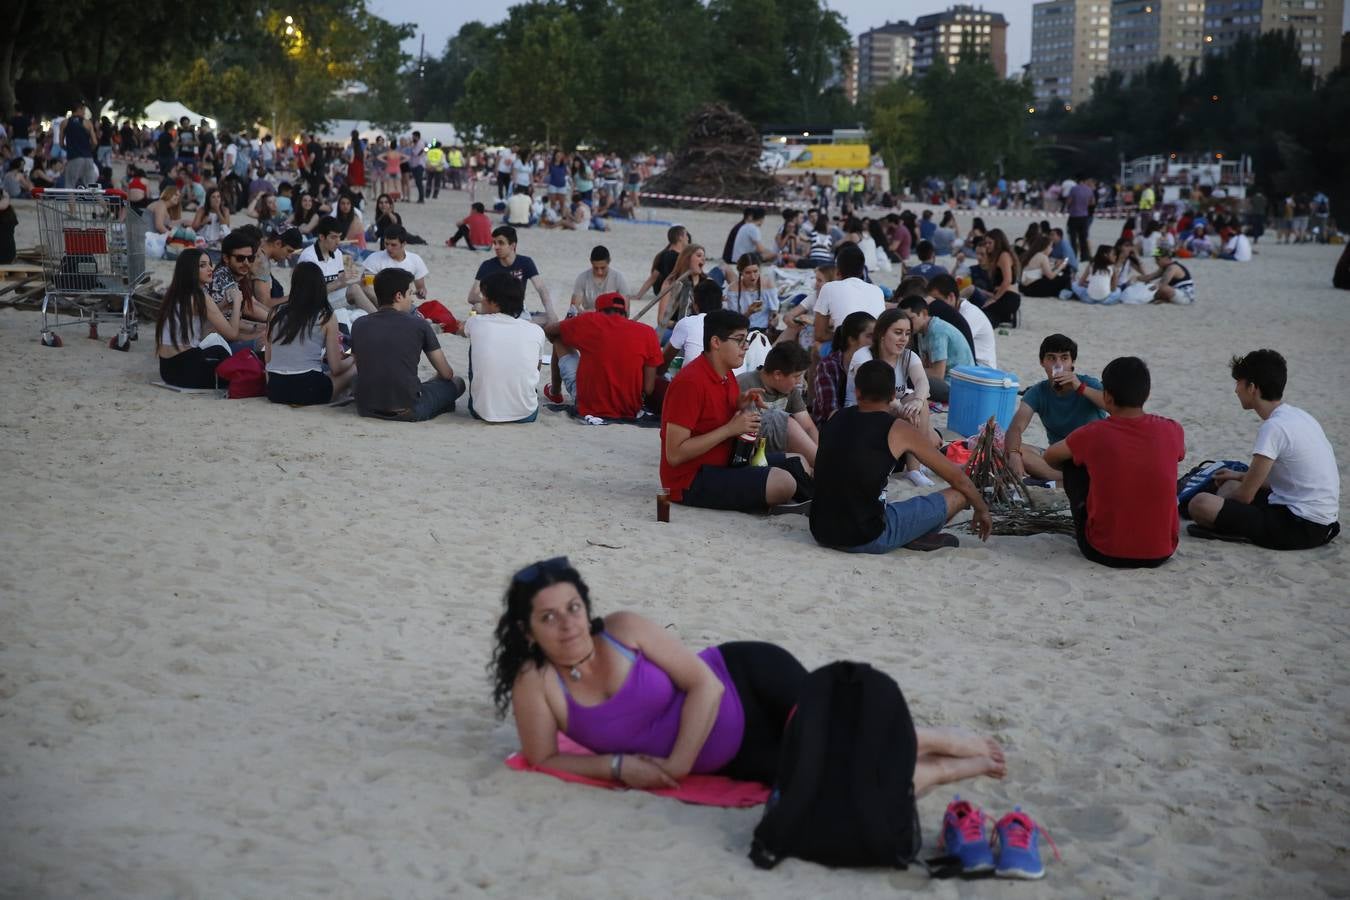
610;753;623;781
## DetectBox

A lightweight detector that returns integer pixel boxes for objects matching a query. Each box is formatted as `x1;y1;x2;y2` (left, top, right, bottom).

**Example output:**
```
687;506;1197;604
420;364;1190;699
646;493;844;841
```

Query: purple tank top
562;640;745;774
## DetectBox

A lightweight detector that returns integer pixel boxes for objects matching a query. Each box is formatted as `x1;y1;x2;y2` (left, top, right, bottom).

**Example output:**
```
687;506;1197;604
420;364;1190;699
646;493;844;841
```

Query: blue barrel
947;365;1020;437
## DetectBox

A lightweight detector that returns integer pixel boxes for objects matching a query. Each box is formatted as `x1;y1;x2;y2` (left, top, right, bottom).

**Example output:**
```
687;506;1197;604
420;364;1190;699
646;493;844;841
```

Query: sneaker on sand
994;807;1060;879
939;797;995;874
542;384;565;405
904;530;960;551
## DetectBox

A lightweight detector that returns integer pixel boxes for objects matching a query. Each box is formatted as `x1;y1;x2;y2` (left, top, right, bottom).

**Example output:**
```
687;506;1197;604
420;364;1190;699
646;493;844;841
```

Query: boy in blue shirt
1006;333;1108;481
899;295;974;404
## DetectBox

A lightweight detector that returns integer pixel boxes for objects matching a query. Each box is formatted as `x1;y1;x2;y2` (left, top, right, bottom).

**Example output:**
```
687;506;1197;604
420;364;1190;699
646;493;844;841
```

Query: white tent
317;119;461;146
100;99;217;131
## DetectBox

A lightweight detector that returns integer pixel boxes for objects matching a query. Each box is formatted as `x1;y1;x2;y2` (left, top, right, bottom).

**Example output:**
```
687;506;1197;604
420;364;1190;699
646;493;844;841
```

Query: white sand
2;189;1348;898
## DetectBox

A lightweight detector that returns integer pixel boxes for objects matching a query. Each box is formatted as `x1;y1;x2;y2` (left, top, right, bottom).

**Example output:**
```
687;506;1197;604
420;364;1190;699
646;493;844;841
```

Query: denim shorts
844;493;949;554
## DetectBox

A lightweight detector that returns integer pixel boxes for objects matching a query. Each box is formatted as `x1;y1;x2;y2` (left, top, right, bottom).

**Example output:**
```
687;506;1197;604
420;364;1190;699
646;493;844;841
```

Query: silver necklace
563;645;596;682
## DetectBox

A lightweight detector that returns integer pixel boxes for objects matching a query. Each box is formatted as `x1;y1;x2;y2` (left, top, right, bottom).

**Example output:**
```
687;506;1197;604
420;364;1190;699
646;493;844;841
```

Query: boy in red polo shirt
661;309;808;511
544;292;663;419
1043;356;1185;567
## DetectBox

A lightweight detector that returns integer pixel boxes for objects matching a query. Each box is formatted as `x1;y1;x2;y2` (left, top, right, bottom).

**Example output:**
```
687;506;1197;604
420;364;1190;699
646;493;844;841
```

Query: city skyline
368;1;1039;74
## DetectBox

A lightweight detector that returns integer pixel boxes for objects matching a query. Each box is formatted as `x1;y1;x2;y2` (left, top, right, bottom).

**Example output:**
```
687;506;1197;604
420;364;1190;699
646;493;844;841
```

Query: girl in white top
844;309;938;485
722;254;780;332
1072;244;1122;305
190;187;231;243
263;261;356;405
155;249;243;388
1018;232;1070;297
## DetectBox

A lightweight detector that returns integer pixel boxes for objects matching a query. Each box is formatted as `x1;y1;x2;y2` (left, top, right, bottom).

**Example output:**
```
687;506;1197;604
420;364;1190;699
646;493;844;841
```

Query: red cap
595;292;627;313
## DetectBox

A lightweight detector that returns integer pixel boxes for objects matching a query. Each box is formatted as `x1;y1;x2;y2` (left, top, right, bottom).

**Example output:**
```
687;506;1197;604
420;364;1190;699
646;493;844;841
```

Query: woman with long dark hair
155;249;243;388
1019;232;1071;297
656;243;707;333
492;557;1006;790
968;228;1022;326
263;262;356;405
723;253;779;333
333;191;364;242
292;193;321;234
190;187;231;243
810;310;875;426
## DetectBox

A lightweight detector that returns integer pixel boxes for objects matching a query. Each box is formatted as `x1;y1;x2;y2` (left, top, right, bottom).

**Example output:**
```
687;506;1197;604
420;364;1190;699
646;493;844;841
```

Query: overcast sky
369;1;1037;73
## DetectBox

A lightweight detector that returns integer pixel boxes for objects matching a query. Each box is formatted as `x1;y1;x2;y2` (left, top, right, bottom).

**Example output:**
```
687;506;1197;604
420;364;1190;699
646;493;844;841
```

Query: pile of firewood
961;416;1076;537
642;104;780;207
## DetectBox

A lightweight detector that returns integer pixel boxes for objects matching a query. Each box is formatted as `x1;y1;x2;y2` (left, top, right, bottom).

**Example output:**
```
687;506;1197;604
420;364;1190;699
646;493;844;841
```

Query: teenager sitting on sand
493;557;1007;789
736;342;818;468
810;310;875;426
446;202;493;250
634;226;689;301
264;261;356;406
663;280;723;374
569;245;630;315
723;254;780;334
155;249;244;389
1187;349;1340;549
462;273;548;424
812;360;994;553
899;296;973;405
544;293;663;419
1042;357;1185;568
657;244;709;334
928;273;994;368
844;310;938;486
1142;243;1195;305
467;226;557;323
351;268;464;422
661;310;811;512
812;243;885;358
1006;334;1108;483
297;217;370;313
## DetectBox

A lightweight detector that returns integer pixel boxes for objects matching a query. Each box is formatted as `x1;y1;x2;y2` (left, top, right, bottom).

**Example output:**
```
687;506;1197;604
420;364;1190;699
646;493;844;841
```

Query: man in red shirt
1043;356;1185;567
661;309;809;511
543;292;662;419
446;201;494;250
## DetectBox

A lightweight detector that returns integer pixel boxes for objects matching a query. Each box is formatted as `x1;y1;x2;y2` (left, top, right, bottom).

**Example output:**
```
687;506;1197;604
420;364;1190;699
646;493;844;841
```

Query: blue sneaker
994;807;1059;879
939;797;995;874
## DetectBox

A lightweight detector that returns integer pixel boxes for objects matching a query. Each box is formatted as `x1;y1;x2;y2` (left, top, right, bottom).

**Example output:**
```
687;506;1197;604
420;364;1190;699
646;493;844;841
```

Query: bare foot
985;736;1005;769
918;726;998;760
982;751;1007;780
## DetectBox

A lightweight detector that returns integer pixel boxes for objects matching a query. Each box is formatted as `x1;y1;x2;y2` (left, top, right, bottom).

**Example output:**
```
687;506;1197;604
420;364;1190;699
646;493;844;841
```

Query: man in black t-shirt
810;360;991;553
466;225;556;322
635;225;689;301
351;268;464;421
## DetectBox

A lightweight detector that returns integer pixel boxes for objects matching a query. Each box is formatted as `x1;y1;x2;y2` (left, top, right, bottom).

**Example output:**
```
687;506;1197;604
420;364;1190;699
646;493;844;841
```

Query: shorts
159;346;229;389
1213;490;1339;550
679;452;790;511
267;370;333;406
1171;284;1196;305
760;408;789;451
839;493;948;554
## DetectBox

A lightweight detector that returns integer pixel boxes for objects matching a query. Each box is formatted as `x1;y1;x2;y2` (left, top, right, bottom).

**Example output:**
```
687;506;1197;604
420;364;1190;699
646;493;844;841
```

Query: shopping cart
33;187;149;349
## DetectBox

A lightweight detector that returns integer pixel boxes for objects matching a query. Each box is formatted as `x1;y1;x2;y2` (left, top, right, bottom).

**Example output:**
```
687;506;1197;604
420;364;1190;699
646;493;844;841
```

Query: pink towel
505;734;770;808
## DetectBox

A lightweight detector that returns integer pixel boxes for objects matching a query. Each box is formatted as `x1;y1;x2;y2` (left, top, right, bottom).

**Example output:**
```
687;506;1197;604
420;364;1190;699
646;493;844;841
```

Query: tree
455;2;594;148
915;53;1034;178
864;80;926;188
408;22;495;122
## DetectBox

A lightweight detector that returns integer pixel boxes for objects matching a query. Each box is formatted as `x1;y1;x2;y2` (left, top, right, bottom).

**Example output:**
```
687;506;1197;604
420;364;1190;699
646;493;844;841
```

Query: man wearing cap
1142;242;1195;304
543;292;663;419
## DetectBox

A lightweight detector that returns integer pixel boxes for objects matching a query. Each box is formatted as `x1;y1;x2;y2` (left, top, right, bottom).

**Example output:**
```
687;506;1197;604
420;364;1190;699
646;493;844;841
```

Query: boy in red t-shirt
447;202;494;250
1043;356;1185;567
660;309;809;512
544;293;663;419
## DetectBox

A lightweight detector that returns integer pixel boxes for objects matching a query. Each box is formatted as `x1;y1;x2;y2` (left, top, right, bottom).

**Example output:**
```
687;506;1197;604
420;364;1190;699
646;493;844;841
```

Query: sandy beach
1;188;1347;898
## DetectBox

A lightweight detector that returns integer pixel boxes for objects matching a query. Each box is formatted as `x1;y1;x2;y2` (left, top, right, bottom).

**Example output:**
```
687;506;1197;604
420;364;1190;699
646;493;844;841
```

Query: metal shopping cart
33;187;149;349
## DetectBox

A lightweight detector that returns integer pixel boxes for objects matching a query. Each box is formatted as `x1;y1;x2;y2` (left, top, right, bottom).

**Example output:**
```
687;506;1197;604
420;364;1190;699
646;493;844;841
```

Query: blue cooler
947;365;1020;436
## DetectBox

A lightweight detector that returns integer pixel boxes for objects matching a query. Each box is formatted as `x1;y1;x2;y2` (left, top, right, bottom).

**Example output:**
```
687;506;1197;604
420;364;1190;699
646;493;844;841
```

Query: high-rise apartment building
857;21;915;98
1204;0;1344;78
1108;0;1208;79
912;5;1010;77
1030;0;1113;107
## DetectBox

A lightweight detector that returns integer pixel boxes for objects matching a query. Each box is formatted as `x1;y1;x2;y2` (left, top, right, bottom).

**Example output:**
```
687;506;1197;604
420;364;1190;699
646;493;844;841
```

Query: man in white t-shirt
812;243;884;354
1220;230;1253;262
506;186;534;226
297;216;370;311
570;245;630;313
495;147;515;201
927;273;996;368
662;279;723;373
461;272;548;423
1188;349;1340;549
730;208;774;263
361;225;429;306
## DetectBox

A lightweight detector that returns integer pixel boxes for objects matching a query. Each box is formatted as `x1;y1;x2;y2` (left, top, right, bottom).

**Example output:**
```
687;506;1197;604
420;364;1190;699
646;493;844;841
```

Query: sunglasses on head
512;556;570;584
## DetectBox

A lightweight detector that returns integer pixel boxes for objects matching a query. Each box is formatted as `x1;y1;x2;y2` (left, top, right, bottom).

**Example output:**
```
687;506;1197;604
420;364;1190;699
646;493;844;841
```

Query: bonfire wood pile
643;103;779;207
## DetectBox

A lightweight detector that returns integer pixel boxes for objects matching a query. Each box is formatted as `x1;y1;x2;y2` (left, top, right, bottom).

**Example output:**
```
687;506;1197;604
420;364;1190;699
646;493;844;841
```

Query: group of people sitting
152;203;1339;570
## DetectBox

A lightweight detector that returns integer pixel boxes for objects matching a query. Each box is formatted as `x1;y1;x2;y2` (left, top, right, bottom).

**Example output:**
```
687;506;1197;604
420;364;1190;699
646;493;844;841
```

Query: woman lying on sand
491;557;1006;791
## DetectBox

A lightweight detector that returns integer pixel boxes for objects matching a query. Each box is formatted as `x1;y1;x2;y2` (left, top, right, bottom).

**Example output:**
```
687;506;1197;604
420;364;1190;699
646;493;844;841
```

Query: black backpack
749;660;921;870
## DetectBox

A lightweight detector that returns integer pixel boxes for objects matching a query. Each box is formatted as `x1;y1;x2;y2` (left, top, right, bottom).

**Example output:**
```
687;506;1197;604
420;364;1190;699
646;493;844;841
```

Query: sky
368;1;1036;73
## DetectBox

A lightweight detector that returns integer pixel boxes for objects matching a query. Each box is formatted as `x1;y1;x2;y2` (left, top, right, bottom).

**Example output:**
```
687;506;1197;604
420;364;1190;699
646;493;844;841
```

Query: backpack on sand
749;660;921;870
